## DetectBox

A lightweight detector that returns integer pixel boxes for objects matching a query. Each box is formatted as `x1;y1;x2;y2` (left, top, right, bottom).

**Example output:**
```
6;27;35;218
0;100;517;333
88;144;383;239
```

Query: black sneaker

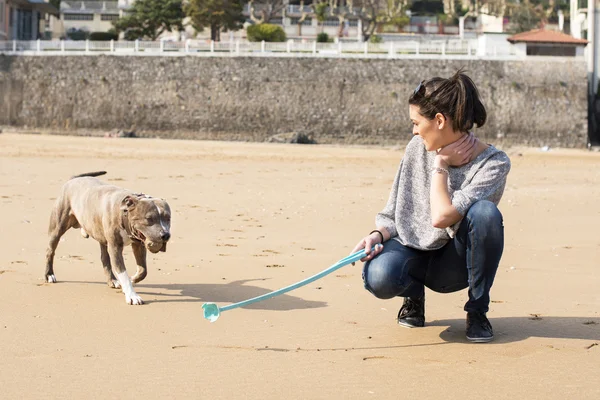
397;296;425;328
466;312;494;343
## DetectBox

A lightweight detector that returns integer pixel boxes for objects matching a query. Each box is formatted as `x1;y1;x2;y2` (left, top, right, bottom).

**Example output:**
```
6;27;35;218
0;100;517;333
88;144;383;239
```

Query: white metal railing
0;39;522;59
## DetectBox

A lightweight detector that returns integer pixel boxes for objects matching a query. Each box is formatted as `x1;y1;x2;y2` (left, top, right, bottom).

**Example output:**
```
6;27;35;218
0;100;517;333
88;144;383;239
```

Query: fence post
135;39;139;52
287;39;291;53
388;42;393;58
110;39;114;52
210;40;214;53
415;41;419;56
467;40;471;56
85;39;89;53
236;39;240;54
261;40;265;53
185;39;190;53
313;40;317;54
12;40;16;52
338;40;342;55
364;41;368;55
61;39;65;53
441;42;445;56
36;39;41;53
160;40;164;52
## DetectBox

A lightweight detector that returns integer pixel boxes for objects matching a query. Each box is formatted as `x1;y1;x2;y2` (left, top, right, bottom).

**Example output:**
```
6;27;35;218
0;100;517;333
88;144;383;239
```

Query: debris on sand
266;132;316;144
105;129;137;138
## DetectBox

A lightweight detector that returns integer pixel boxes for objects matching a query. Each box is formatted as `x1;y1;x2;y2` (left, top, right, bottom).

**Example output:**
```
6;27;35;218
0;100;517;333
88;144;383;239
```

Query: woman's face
409;104;447;151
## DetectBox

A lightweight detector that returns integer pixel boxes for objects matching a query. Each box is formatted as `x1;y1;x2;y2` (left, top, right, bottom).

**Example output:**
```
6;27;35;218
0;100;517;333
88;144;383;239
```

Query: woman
351;71;510;343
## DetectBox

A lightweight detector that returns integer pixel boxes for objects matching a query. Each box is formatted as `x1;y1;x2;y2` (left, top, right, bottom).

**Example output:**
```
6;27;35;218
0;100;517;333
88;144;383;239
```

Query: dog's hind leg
100;244;120;289
44;206;75;283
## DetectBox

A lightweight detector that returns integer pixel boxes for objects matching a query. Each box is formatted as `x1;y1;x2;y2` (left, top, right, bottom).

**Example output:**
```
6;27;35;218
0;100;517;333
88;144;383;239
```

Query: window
291;17;312;26
323;18;339;27
526;45;576;57
101;14;119;21
64;14;94;21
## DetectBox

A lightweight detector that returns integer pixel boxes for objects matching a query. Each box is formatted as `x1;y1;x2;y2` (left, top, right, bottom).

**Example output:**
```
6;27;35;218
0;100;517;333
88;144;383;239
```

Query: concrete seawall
0;55;588;147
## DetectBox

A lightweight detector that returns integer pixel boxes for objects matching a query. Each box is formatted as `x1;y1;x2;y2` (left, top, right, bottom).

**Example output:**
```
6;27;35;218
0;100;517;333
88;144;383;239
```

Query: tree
314;1;329;33
185;0;246;41
325;0;359;38
113;0;185;41
353;0;409;41
356;0;384;41
382;0;410;33
247;0;287;24
295;0;310;36
506;0;544;32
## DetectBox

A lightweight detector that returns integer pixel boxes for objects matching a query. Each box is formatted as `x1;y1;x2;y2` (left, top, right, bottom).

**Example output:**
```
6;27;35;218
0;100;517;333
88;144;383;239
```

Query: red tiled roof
507;29;588;45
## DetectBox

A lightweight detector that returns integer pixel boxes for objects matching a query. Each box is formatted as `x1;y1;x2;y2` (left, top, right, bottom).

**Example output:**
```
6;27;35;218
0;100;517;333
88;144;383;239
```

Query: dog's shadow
71;278;328;311
430;316;600;344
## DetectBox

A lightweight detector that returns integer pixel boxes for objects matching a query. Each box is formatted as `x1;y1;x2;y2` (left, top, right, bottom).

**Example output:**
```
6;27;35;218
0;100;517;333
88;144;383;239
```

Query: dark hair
408;70;487;132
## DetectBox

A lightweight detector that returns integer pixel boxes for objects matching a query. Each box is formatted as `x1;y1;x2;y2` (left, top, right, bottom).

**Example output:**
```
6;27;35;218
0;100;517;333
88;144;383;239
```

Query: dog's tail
70;171;107;179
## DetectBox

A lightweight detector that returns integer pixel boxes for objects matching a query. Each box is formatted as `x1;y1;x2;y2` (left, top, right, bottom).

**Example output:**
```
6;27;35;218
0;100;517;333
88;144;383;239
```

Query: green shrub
89;31;118;41
316;32;330;43
66;29;89;41
247;23;286;42
369;35;383;44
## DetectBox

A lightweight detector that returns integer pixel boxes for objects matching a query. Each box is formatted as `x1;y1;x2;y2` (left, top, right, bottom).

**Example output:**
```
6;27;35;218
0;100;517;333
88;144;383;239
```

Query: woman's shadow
429;316;600;344
136;278;327;311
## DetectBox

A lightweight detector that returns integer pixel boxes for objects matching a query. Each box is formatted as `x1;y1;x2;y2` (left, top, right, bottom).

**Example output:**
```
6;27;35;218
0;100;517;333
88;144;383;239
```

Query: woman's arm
430;156;462;229
430;134;476;229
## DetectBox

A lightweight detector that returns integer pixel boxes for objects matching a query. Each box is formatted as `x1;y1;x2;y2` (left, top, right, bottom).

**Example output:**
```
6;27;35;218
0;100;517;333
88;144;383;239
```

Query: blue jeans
362;200;504;313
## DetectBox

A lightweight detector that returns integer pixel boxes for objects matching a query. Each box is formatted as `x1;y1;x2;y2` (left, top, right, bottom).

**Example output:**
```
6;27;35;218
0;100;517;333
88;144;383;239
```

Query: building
48;1;127;39
0;1;6;39
507;29;588;57
1;0;58;40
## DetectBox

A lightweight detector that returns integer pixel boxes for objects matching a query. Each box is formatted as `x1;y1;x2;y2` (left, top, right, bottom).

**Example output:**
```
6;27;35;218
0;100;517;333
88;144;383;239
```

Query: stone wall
0;55;589;147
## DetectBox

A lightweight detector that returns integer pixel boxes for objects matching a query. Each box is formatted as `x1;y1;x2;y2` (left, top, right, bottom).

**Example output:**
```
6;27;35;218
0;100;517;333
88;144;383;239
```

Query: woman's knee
463;200;504;248
467;201;503;229
363;257;408;299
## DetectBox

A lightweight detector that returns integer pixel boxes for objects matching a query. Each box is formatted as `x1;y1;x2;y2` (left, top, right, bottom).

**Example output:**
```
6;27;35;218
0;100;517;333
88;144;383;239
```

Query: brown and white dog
44;171;171;305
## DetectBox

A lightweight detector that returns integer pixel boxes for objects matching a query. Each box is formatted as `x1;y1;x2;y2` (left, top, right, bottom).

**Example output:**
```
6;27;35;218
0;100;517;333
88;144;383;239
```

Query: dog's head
121;195;171;253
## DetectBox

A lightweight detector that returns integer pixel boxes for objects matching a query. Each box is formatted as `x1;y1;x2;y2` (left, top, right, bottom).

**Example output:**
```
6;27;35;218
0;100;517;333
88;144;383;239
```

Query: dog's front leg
108;244;143;305
131;242;147;284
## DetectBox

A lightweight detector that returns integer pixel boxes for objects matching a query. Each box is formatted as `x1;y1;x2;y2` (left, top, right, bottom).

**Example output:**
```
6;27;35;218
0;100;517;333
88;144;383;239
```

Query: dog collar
121;212;145;243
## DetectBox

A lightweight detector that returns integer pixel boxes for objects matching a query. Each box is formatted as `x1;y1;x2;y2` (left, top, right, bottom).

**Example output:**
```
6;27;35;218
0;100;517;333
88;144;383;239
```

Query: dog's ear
160;242;167;252
120;195;139;211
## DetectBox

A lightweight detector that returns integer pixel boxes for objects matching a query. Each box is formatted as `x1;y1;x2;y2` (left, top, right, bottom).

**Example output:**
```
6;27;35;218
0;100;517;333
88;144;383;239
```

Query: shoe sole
466;335;494;343
397;320;424;329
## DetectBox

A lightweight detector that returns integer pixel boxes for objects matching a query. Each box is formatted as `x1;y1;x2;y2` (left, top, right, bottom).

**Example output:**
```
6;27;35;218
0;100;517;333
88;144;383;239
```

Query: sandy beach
0;133;599;399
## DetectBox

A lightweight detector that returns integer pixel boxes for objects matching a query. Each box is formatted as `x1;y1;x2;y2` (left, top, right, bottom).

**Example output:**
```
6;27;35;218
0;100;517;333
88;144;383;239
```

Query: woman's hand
436;132;476;167
350;232;384;265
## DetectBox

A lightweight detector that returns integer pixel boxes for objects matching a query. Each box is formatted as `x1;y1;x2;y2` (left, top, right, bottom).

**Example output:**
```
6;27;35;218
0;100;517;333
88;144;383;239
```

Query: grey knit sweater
376;136;511;251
